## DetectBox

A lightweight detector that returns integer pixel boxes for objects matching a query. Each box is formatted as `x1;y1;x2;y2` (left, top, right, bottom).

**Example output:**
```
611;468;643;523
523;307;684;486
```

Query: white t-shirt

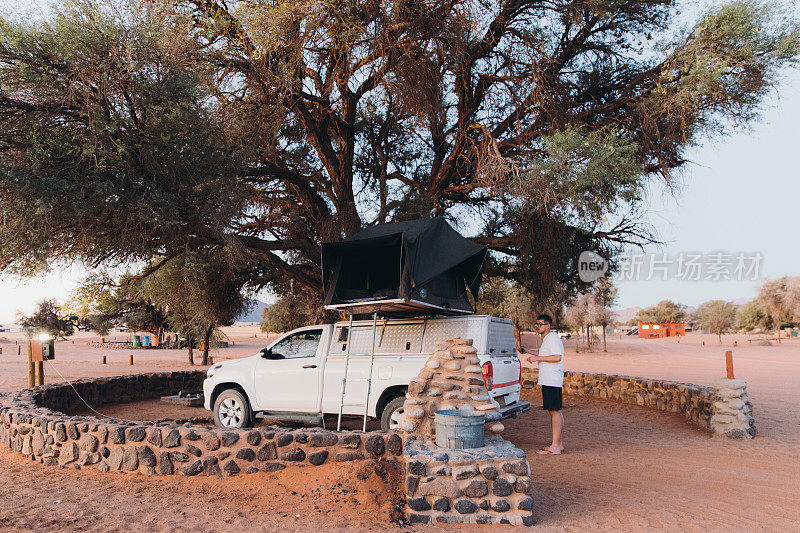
537;331;565;387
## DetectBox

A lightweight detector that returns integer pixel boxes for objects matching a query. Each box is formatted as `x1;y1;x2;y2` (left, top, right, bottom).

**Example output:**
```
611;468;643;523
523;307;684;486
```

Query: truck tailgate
488;355;521;405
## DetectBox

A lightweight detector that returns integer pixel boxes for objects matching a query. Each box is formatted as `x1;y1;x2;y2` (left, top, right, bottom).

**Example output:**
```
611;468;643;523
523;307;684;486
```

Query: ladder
337;312;379;432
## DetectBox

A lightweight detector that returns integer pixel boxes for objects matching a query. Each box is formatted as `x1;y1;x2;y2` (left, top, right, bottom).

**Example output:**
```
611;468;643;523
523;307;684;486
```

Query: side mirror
260;348;284;360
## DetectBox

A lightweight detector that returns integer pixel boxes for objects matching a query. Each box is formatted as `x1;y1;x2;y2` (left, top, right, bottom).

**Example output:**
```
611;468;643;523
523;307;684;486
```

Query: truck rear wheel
380;396;406;431
213;389;254;429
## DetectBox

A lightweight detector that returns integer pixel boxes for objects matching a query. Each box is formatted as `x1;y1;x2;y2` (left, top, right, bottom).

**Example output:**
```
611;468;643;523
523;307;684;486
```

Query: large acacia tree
0;0;798;302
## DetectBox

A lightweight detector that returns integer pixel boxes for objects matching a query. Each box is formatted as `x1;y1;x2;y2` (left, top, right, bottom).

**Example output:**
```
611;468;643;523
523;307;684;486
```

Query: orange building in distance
638;321;686;339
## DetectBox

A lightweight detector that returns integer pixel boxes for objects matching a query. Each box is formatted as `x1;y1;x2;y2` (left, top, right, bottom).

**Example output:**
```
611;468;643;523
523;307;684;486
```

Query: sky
612;67;800;310
0;1;798;323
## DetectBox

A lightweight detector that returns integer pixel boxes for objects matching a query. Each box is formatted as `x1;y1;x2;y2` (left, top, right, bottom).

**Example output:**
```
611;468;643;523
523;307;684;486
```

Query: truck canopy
322;217;487;316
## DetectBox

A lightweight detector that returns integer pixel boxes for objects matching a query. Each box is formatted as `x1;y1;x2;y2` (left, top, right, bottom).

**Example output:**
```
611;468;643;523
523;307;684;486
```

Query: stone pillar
397;337;505;438
710;378;756;439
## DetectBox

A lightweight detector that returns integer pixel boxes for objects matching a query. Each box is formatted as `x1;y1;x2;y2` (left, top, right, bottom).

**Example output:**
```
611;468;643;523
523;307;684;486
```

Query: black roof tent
322;217;488;316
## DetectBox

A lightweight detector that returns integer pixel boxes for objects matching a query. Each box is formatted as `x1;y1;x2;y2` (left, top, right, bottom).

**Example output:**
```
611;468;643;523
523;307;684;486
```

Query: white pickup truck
203;315;530;430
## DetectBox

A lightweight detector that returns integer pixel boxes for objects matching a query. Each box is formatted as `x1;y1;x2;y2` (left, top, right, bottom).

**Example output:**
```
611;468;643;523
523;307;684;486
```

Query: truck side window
270;329;323;359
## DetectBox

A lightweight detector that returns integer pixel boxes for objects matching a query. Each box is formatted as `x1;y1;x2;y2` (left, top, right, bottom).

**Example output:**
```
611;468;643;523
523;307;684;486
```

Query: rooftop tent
322;217;488;316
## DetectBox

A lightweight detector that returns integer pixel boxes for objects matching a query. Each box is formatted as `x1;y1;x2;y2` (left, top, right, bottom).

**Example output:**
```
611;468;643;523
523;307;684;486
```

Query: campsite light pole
27;333;54;387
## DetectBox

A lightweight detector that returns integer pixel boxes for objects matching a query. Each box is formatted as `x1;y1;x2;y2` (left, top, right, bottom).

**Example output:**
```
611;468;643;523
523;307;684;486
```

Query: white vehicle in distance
203;315;530;431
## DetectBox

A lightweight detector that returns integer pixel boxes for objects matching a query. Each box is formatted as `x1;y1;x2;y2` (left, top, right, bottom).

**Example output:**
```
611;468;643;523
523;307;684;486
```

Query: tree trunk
202;325;213;366
602;325;607;352
188;339;194;365
718;332;722;344
512;319;522;354
586;325;591;351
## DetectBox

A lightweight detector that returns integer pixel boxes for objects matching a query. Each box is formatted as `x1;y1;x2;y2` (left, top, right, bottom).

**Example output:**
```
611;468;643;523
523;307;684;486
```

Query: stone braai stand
399;338;534;525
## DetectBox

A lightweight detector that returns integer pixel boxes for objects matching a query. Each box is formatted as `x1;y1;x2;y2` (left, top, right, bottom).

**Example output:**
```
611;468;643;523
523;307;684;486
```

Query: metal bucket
133;335;141;348
434;410;485;449
142;335;150;347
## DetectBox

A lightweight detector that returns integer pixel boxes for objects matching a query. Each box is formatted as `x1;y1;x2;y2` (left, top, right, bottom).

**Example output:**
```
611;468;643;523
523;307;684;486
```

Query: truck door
253;327;324;412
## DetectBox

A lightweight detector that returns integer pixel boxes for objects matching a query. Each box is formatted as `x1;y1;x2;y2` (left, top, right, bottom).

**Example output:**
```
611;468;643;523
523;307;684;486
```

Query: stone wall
403;436;534;526
0;371;403;476
522;368;755;439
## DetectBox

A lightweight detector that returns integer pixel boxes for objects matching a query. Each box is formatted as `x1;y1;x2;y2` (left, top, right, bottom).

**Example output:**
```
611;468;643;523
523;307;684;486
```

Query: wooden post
27;341;35;388
37;361;44;386
725;350;734;379
18;345;21;355
129;353;134;365
102;355;107;365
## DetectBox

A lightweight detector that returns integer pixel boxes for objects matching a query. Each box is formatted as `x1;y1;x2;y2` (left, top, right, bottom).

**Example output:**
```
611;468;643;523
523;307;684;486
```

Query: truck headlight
207;363;223;378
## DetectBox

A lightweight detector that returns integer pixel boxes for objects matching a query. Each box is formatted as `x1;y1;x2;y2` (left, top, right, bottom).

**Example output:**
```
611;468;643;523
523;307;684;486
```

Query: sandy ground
0;327;798;531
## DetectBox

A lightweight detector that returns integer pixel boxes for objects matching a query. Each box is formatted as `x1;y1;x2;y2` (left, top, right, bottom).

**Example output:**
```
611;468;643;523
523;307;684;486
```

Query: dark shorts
541;385;562;411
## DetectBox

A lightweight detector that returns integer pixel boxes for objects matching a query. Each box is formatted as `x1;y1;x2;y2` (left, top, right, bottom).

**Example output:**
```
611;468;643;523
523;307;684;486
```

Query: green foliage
141;253;251;363
17;299;74;338
476;278;539;331
0;0;246;277
695;300;737;342
67;273;168;336
636;300;686;323
1;0;798;307
520;127;644;221
757;276;800;331
737;300;771;332
261;288;329;333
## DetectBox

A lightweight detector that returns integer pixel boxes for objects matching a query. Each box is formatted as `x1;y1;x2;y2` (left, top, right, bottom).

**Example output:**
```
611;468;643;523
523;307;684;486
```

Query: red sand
0;327;798;530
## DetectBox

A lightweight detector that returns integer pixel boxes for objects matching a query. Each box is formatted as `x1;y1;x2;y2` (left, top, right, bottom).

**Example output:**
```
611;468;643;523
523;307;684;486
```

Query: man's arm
526;353;562;364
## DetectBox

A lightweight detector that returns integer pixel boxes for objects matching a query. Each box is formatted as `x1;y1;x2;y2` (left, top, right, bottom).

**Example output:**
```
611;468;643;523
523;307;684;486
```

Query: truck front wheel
213;389;254;429
380;396;406;431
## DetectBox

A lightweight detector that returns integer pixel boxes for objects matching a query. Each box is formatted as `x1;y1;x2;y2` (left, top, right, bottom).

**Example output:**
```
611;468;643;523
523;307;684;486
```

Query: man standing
526;314;565;455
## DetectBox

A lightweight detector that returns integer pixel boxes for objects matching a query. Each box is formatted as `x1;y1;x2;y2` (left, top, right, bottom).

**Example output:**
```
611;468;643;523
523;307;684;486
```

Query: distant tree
68;274;170;337
565;294;592;350
65;274;117;336
477;277;540;350
17;299;74;338
695;300;737;343
590;277;617;352
785;277;800;325
736;301;771;332
636;300;686;324
261;287;331;334
757;278;790;343
143;254;250;365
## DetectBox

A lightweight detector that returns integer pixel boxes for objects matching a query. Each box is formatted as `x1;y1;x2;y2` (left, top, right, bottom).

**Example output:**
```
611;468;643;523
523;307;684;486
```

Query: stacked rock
522;368;757;439
403;437;534;525
398;337;504;438
710;378;756;439
0;372;405;476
